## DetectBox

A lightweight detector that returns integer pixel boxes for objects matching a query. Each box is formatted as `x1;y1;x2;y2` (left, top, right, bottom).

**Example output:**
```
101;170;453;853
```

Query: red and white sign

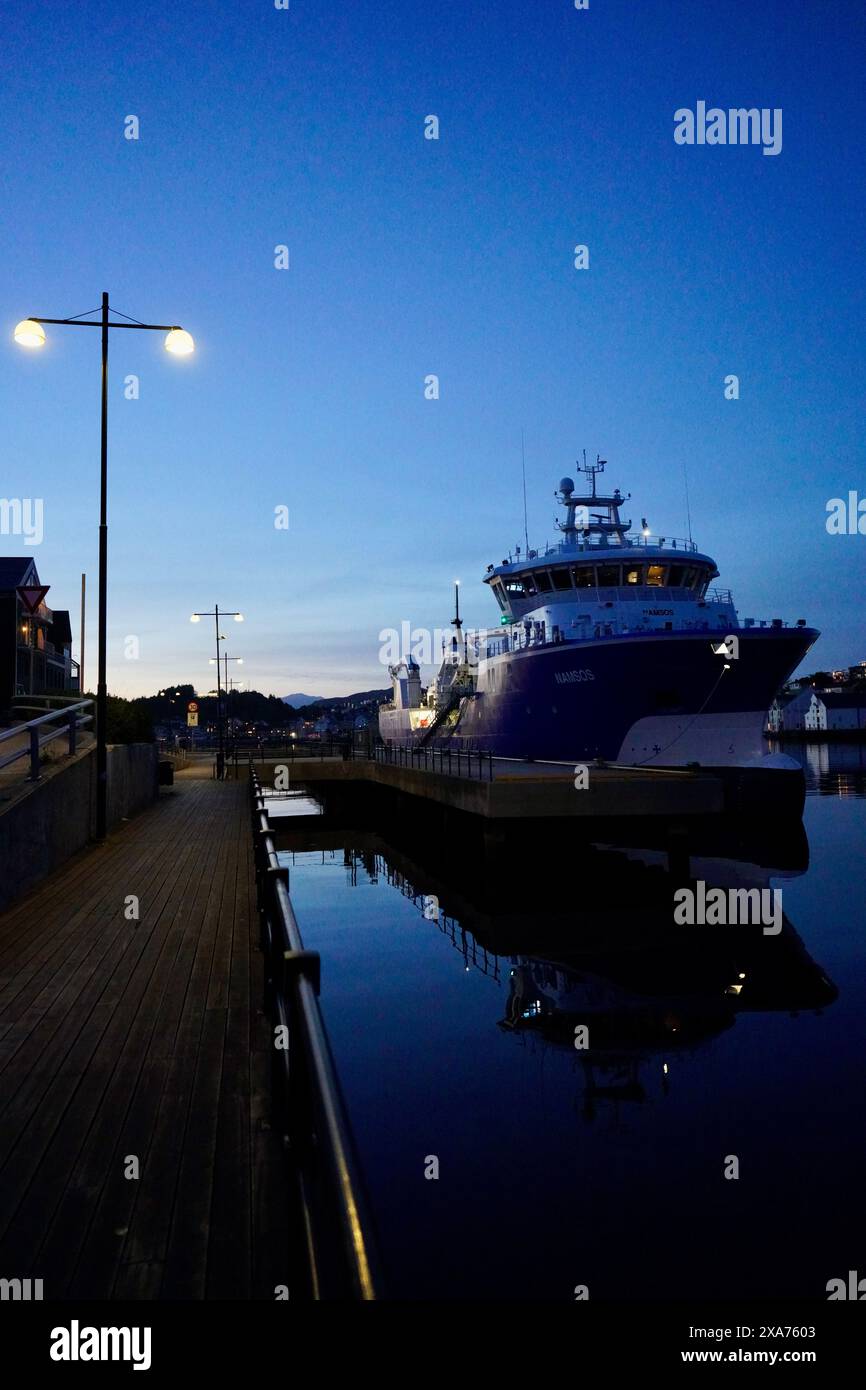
188;701;199;713
17;585;49;614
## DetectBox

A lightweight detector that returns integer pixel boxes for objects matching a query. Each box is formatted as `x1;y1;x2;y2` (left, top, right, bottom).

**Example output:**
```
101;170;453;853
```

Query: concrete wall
105;742;159;828
0;742;158;913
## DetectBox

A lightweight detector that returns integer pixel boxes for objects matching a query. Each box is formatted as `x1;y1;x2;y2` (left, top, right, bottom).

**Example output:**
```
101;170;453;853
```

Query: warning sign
187;711;199;727
17;585;50;614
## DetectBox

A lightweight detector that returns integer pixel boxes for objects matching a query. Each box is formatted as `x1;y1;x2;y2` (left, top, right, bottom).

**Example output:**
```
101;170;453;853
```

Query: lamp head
234;613;244;622
190;614;201;623
14;319;46;348
164;327;195;356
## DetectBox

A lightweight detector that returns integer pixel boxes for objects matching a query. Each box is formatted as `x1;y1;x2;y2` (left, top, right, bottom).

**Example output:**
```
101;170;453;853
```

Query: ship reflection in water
272;782;864;1302
371;832;836;1125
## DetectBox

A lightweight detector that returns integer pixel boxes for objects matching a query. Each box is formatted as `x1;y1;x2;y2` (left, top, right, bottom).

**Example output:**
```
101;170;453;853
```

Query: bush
81;692;154;745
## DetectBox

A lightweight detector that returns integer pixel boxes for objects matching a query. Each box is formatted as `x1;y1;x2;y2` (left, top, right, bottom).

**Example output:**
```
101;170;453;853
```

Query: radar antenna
575;450;608;499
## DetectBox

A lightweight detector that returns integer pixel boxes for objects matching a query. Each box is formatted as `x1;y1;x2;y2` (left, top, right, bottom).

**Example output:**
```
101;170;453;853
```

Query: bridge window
504;577;526;596
625;565;644;585
551;567;573;591
571;566;594;588
535;570;552;592
596;564;621;587
491;581;507;610
667;565;685;586
524;573;538;596
646;565;666;587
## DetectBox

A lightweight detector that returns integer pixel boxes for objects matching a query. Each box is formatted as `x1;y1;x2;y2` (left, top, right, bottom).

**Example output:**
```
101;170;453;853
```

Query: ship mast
450;580;466;659
556;453;631;548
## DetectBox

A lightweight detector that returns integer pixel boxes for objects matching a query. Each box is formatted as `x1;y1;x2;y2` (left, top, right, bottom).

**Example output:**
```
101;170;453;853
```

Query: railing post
68;706;77;755
28;726;40;780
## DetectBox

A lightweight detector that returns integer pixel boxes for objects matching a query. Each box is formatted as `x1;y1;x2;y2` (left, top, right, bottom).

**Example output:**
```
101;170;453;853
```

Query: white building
806;691;866;732
767;688;813;732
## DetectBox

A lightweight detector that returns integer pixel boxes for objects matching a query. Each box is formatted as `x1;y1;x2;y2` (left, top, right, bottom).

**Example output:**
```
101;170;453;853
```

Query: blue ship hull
392;627;818;768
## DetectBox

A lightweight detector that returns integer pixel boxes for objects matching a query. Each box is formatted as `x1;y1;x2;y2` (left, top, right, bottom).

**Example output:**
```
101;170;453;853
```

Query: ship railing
250;766;383;1299
482;613;742;659
503;534;699;564
374;741;495;782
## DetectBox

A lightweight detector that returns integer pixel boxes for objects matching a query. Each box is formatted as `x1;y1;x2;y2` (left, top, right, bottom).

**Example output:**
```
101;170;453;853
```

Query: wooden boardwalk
0;764;288;1300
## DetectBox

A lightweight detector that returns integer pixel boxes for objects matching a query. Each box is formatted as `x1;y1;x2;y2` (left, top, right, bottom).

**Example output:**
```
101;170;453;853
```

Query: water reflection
768;739;866;797
278;818;837;1122
274;802;856;1299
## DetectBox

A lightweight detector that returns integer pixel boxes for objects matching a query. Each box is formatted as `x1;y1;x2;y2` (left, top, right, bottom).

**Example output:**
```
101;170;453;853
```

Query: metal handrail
0;699;94;779
374;742;495;782
250;767;382;1299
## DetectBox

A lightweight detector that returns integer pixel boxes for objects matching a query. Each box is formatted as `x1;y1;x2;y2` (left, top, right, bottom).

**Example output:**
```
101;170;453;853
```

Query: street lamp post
211;653;243;753
191;606;244;778
14;294;194;841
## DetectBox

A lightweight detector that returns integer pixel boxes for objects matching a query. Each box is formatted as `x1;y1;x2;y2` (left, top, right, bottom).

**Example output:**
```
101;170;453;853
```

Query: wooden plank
0;767;290;1302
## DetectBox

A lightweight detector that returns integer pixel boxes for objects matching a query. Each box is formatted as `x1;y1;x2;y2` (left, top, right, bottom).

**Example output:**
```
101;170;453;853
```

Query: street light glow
14;319;46;348
234;613;244;622
190;613;201;623
164;328;195;356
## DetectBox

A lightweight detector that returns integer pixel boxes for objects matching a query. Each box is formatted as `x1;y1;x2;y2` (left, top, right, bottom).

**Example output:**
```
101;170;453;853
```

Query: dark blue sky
1;0;863;695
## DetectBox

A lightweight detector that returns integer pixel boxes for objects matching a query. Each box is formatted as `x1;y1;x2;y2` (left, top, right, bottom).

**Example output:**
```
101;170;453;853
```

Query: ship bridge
481;458;736;646
484;459;722;625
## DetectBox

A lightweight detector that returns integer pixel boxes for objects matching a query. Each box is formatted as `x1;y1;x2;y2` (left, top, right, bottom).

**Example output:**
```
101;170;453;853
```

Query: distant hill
300;689;390;712
281;693;324;707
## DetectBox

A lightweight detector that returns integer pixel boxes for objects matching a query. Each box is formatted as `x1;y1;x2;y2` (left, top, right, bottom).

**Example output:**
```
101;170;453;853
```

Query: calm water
274;746;866;1301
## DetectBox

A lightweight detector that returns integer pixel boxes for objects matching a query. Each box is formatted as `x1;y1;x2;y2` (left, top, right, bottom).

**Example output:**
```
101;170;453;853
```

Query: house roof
774;688;813;706
0;557;40;591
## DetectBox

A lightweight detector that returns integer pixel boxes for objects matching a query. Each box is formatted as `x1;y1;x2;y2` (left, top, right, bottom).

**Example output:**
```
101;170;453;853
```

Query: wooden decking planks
0;765;287;1300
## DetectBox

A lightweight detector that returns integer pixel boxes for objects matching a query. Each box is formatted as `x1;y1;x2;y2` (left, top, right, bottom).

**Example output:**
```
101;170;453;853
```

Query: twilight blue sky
1;0;863;697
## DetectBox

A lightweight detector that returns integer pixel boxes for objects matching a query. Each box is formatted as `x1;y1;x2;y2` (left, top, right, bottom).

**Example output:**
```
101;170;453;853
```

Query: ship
379;456;819;785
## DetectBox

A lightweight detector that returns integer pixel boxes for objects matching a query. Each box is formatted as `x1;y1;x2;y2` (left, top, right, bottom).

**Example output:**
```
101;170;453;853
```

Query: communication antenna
683;459;693;544
521;428;530;555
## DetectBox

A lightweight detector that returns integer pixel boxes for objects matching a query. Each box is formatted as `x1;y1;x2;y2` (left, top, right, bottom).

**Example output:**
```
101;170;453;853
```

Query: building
0;557;80;712
805;690;866;732
767;688;813;732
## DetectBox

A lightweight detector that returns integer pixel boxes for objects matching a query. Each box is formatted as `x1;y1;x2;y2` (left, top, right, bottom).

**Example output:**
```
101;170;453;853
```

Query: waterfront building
767;688;814;732
805;690;866;732
0;557;79;711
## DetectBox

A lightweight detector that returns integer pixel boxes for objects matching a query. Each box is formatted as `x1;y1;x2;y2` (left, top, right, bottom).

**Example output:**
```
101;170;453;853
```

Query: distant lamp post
210;653;243;741
13;293;194;841
191;605;244;778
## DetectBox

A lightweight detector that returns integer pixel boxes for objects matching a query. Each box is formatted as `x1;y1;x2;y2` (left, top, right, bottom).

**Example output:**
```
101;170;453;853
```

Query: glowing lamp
14;319;45;348
164;328;195;356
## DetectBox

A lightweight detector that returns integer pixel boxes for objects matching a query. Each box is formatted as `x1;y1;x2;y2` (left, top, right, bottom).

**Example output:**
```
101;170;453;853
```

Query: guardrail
250;767;381;1299
235;737;370;770
375;742;494;781
0;699;94;780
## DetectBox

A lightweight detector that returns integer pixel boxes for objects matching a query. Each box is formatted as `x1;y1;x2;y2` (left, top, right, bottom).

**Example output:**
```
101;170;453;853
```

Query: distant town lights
164;328;195;356
13;319;46;348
